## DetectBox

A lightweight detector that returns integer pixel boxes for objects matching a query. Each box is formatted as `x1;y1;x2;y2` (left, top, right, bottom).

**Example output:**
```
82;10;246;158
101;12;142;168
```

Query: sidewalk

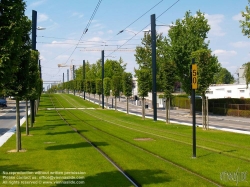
82;93;250;135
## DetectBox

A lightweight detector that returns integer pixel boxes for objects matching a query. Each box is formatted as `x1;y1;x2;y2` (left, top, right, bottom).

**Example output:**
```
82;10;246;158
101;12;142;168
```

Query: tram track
48;94;140;187
55;94;250;162
59;94;250;150
50;94;222;186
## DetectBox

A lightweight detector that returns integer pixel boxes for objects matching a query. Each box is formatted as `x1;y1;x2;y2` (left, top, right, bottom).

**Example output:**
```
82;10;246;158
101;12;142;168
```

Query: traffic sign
192;64;198;89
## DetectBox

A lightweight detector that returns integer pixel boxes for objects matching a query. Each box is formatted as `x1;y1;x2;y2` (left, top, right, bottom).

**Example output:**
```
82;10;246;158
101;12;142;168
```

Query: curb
0;111;30;147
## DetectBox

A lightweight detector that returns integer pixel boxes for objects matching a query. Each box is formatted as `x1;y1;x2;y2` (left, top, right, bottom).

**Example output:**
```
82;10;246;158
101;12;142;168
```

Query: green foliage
213;67;235;84
111;76;121;97
95;79;102;96
191;49;220;95
158;39;177;98
0;1;32;99
104;59;126;79
103;77;111;97
240;0;250;38
243;62;250;88
136;69;151;98
122;72;133;97
168;10;210;95
26;50;41;100
91;79;96;95
85;79;91;95
0;0;28;89
135;32;168;91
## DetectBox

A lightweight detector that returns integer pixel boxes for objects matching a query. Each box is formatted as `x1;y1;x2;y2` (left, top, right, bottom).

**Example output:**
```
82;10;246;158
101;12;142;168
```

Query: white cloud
213;49;237;57
107;30;113;34
29;0;46;8
38;14;49;22
71;12;84;18
230;41;250;48
232;13;244;21
88;37;103;42
55;55;70;61
205;14;225;36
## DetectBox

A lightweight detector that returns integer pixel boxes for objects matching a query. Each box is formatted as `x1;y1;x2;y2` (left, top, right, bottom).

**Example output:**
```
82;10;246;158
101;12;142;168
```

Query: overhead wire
107;0;180;57
64;0;102;65
116;0;164;35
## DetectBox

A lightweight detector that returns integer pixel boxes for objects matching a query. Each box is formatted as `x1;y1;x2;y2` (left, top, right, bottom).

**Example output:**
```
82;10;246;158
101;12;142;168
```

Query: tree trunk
126;97;129;114
99;95;101;106
190;98;192;115
26;100;29;136
166;98;170;123
30;100;34;127
16;98;21;152
106;97;109;108
142;97;145;120
202;94;208;129
206;96;209;129
115;97;117;110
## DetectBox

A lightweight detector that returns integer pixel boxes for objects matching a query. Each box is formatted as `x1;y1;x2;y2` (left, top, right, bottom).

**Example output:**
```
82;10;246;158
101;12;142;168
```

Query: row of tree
0;1;42;151
50;58;134;114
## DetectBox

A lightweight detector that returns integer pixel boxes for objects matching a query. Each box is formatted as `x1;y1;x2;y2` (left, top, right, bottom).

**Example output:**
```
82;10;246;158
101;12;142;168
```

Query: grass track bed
0;95;133;187
58;110;216;186
81;109;250;161
50;93;250;186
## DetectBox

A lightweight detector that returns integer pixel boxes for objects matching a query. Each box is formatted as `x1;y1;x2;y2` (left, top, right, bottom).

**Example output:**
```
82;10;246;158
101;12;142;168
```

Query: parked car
0;98;7;107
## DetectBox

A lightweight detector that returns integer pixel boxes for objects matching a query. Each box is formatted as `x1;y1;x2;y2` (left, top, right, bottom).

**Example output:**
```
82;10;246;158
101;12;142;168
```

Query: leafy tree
85;79;92;98
240;0;250;38
122;72;133;114
104;59;126;79
96;79;102;105
26;50;40;130
0;0;27;89
213;67;235;84
111;76;121;110
134;32;167;92
191;49;220;129
104;77;111;108
168;10;210;95
243;62;250;88
157;38;178;123
136;69;151;120
0;0;31;152
91;79;96;98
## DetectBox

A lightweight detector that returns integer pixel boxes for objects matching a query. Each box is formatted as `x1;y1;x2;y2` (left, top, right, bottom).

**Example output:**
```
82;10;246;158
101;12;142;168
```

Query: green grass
0;95;133;187
1;93;249;187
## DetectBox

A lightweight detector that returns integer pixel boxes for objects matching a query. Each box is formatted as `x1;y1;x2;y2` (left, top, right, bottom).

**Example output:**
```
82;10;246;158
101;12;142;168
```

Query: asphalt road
0;100;27;136
83;93;250;133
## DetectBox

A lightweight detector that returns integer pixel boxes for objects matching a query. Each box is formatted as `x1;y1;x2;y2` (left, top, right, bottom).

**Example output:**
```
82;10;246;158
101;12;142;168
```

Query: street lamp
151;14;157;121
117;29;137;36
31;10;46;124
37;26;46;30
144;15;174;122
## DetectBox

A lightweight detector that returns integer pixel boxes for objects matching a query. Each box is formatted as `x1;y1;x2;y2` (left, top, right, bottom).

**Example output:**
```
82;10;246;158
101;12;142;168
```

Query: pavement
81;93;250;135
0;99;29;147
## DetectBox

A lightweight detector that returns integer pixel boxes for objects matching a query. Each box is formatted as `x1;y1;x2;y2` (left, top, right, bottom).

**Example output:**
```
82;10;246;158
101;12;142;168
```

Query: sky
24;0;250;88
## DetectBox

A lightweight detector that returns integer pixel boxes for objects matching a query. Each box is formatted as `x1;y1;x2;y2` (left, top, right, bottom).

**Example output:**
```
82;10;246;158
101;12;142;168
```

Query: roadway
0;100;27;136
82;93;250;134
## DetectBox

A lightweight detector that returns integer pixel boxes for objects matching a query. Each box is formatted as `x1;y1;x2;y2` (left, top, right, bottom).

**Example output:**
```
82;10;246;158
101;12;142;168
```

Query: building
206;84;250;99
236;66;246;84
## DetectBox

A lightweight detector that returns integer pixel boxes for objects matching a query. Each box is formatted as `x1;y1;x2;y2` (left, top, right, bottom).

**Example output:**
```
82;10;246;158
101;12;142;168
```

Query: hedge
171;96;250;118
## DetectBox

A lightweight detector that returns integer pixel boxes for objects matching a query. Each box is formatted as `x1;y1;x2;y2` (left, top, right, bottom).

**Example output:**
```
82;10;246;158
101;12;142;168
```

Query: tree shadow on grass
45;142;109;150
199;149;237;158
52;169;171;187
29;124;67;131
46;130;88;136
